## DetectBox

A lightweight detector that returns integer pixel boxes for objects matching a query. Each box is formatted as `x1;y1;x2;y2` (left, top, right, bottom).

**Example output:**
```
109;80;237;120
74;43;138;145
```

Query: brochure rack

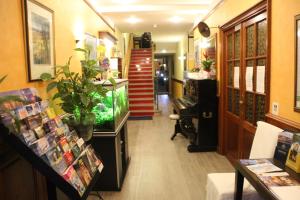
0;123;101;200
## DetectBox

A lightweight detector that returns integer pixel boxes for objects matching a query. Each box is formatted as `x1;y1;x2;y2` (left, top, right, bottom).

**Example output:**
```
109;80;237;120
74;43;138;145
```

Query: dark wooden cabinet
0;149;47;200
91;114;130;191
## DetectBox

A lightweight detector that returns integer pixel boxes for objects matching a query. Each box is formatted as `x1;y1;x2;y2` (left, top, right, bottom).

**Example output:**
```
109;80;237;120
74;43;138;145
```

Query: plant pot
73;124;94;142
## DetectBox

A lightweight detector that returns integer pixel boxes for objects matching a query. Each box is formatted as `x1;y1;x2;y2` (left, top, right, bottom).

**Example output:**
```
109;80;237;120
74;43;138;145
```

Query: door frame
218;0;271;156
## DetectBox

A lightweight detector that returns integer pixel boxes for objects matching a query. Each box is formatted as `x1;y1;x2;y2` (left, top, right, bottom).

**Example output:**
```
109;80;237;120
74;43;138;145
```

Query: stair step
130;106;154;111
129;71;152;75
129;87;153;90
130;111;154;117
129;85;153;89
129;100;154;104
129;70;152;73
130;110;154;113
129;90;154;94
131;55;152;57
128;76;152;80
128;80;153;83
128;91;153;94
129;103;153;106
130;64;152;66
129;94;154;98
129;97;154;101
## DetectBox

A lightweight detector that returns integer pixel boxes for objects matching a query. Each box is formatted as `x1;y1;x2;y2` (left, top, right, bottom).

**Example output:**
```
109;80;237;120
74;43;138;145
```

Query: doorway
154;54;174;95
219;0;270;161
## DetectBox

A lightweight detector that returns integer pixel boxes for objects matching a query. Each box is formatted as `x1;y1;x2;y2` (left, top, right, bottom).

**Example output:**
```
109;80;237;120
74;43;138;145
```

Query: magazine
73;159;92;187
246;163;282;174
258;172;300;187
240;159;271;166
62;166;86;196
46;146;68;174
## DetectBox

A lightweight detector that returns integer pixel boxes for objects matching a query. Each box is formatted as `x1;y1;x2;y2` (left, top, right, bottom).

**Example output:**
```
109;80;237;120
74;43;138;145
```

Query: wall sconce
178;56;186;61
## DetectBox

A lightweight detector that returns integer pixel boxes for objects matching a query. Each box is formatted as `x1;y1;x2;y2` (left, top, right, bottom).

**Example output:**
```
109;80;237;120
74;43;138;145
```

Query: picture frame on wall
23;0;55;81
295;14;300;112
85;33;98;61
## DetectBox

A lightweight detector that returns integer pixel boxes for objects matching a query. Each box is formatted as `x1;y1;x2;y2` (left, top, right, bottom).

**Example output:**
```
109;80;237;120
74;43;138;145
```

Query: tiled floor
88;95;233;200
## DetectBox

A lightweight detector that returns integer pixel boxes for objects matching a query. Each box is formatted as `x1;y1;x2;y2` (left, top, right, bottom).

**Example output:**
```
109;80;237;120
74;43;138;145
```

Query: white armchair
206;121;283;200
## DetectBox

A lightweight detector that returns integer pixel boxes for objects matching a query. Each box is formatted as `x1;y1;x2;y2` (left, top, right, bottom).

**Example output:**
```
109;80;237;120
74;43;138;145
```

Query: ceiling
87;0;222;42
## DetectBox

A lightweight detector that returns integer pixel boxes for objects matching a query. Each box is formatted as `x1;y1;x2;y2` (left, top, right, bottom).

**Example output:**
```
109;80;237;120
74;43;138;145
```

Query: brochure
246;163;282;174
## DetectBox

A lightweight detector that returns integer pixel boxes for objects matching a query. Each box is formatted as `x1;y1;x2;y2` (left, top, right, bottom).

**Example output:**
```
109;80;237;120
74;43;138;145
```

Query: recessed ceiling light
126;16;141;24
153;24;158;28
161;49;167;53
169;16;183;23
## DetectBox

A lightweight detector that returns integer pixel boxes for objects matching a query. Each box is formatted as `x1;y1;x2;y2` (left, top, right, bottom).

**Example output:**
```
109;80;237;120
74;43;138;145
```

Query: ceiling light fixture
161;49;167;53
153;24;158;28
126;16;141;24
169;16;183;23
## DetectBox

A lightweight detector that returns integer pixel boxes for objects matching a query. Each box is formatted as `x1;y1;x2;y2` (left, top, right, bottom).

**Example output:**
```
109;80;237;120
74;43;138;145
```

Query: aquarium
93;79;129;132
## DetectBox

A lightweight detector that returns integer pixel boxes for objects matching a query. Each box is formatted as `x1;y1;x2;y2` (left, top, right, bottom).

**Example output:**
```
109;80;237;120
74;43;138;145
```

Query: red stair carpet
128;48;154;119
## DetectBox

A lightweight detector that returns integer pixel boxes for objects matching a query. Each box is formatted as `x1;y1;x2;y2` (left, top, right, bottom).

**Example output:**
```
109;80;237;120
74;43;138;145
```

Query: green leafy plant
41;48;116;127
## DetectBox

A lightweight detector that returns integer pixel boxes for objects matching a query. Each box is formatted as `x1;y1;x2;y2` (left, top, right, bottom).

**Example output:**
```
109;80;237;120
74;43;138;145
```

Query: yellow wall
194;0;262;84
0;0;119;99
174;36;188;81
270;0;300;122
171;36;188;98
193;0;300;123
172;81;183;99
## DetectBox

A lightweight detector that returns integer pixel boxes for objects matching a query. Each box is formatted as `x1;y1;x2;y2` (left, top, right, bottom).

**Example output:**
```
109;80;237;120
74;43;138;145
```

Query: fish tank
92;79;129;132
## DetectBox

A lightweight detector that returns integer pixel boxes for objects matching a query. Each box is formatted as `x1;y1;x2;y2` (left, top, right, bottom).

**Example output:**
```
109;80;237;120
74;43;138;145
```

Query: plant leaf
40;73;53;81
74;48;87;53
47;81;58;92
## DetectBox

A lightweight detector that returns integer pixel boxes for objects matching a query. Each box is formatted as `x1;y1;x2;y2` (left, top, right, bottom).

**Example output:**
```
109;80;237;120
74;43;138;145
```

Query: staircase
128;48;154;119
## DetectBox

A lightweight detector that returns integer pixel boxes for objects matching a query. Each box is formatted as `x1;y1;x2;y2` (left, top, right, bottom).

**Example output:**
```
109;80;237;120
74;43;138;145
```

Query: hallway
94;95;233;200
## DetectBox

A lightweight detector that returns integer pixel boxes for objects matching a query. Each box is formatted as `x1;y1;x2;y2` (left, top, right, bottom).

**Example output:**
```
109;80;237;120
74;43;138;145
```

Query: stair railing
123;33;134;79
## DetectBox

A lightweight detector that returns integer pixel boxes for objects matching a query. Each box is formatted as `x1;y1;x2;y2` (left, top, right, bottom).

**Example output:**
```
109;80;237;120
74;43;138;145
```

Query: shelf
0;123;101;200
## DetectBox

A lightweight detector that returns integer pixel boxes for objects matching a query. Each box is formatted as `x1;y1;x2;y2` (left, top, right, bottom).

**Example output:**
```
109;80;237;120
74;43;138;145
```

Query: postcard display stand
0;88;103;200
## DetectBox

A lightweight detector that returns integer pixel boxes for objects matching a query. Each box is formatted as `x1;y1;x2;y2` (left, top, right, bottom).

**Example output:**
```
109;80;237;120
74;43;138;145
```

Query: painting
24;0;55;81
295;15;300;112
85;33;98;61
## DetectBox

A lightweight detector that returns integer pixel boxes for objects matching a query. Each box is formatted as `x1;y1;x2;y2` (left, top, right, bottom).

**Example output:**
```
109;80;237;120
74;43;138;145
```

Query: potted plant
201;52;213;72
41;48;115;141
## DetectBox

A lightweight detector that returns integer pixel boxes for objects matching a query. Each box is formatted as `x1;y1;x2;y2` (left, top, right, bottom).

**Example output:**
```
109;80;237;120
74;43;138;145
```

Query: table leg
234;170;244;200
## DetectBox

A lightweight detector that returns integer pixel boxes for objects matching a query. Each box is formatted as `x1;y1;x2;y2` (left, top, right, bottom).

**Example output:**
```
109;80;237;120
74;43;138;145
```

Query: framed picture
23;0;55;81
295;14;300;112
85;33;97;60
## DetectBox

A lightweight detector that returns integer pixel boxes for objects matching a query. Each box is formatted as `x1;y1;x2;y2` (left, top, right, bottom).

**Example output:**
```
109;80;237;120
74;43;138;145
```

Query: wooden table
234;159;300;200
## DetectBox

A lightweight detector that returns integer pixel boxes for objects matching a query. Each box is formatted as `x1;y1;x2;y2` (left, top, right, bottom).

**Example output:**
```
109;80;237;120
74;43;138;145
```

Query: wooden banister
123;33;134;79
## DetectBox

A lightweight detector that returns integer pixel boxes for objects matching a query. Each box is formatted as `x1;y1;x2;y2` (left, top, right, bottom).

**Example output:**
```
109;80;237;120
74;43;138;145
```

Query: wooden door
221;1;269;161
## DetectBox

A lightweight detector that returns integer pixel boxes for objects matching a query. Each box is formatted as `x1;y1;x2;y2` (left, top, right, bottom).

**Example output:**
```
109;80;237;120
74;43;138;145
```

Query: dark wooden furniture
219;0;271;161
91;112;130;191
172;79;218;152
234;159;300;200
0;123;101;200
0;151;47;200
